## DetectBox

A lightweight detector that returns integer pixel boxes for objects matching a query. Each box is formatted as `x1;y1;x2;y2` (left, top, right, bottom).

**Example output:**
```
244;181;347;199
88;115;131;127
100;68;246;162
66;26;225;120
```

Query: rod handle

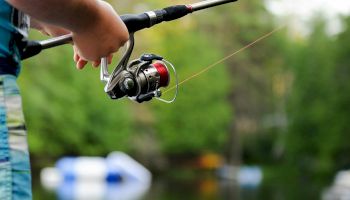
21;34;73;60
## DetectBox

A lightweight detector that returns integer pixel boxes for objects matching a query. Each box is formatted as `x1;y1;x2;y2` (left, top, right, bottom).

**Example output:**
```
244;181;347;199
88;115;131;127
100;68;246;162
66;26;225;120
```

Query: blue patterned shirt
0;1;29;74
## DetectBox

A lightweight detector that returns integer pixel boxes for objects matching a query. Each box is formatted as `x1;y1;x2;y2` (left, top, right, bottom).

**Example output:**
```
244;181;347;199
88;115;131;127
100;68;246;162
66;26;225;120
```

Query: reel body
106;55;170;103
101;34;178;103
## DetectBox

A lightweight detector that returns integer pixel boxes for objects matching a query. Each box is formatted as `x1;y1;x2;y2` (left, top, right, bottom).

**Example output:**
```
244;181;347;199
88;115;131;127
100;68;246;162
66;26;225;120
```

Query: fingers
73;52;79;62
77;59;89;70
92;54;112;67
107;54;113;64
73;51;88;69
73;47;113;70
92;61;100;67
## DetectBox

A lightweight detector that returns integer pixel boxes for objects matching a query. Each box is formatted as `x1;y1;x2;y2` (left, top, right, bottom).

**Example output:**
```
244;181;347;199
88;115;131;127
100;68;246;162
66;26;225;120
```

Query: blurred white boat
40;151;152;200
217;165;263;188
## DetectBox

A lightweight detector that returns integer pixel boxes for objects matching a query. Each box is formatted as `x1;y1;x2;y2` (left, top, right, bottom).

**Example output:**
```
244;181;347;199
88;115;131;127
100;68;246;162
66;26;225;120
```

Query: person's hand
32;19;121;69
31;1;128;70
31;20;90;69
71;0;129;69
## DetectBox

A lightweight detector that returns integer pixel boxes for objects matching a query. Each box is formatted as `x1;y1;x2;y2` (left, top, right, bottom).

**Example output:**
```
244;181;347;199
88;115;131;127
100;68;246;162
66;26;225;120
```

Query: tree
284;17;350;181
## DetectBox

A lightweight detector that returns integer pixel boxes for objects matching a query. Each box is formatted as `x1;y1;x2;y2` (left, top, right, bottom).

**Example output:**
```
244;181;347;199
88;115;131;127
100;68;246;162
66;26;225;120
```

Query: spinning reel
19;0;237;103
100;34;178;103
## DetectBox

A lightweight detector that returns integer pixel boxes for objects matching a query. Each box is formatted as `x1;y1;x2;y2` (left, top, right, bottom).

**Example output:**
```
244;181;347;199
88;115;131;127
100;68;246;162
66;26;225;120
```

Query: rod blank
39;34;73;50
190;0;236;12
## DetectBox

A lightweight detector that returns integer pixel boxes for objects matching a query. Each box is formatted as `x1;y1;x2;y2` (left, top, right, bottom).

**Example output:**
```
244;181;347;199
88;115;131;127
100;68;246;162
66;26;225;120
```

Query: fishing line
163;25;285;94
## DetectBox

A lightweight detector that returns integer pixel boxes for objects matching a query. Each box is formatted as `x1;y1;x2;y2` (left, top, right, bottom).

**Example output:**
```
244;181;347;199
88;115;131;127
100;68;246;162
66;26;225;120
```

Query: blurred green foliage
16;0;350;186
285;17;350;181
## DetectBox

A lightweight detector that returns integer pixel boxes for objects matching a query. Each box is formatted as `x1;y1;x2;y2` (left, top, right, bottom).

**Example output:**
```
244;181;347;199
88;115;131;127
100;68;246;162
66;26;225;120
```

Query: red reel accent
153;62;170;87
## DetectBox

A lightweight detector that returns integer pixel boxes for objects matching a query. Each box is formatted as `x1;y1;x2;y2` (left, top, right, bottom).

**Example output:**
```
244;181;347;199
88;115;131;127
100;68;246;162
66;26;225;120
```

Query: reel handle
100;57;109;82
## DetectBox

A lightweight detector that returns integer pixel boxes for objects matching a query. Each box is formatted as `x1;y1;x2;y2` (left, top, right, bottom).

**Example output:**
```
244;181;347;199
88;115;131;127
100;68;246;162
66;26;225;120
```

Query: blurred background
20;0;350;199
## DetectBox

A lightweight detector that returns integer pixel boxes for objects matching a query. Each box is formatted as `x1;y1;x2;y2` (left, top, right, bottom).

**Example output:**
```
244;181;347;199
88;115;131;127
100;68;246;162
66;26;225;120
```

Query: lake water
33;170;329;200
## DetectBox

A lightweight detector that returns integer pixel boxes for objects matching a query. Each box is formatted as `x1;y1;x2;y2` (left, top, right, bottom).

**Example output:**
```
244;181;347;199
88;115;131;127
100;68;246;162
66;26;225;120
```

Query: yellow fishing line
163;25;285;94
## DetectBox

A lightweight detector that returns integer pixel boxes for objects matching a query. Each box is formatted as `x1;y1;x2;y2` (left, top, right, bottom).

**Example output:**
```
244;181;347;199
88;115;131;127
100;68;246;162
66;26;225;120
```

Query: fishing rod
20;0;237;103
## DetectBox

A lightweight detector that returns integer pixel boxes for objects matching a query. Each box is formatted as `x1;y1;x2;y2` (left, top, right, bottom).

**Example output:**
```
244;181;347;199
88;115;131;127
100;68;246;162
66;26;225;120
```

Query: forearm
7;0;101;33
7;0;129;62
